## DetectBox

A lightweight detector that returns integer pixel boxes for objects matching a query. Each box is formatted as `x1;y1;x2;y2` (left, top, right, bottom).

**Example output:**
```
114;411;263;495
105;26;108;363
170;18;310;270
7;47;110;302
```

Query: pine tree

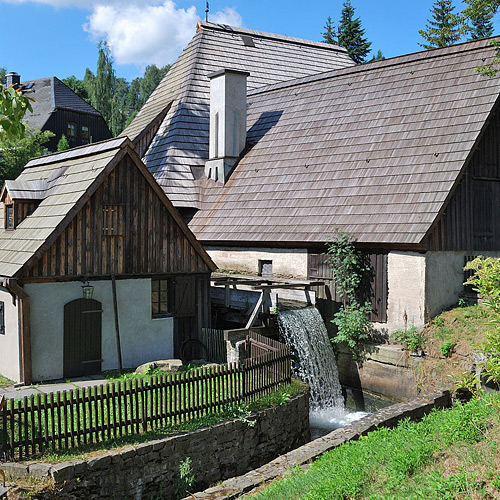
465;0;495;39
419;0;462;49
337;1;372;64
57;134;69;152
322;16;337;44
371;49;385;61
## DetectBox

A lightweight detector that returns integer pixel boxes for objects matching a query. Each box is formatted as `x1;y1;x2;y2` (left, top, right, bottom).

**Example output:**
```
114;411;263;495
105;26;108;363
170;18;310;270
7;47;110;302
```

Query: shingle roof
189;39;500;246
20;77;102;132
121;21;354;208
0;138;128;277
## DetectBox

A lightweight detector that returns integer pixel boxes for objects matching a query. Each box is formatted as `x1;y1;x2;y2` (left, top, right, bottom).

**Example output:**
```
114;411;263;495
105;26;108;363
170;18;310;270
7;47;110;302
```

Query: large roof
121;21;354;208
21;77;102;132
0;138;214;278
189;39;500;247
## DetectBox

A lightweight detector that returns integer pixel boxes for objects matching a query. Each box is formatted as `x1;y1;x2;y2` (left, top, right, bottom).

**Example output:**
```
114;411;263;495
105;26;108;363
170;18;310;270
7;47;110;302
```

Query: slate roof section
20;77;102;132
189;39;500;246
121;21;354;208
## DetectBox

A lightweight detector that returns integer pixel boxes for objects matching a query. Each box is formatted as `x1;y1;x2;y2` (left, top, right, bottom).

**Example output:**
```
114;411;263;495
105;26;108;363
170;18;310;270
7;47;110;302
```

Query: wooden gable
22;151;214;280
425;109;500;251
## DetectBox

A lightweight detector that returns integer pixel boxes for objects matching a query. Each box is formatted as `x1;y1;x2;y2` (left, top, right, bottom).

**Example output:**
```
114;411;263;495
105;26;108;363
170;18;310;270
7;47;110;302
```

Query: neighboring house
0;137;215;384
124;24;500;333
4;72;111;151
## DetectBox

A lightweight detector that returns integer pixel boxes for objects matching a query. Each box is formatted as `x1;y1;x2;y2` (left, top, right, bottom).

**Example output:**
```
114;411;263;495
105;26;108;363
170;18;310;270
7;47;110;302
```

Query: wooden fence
0;336;290;461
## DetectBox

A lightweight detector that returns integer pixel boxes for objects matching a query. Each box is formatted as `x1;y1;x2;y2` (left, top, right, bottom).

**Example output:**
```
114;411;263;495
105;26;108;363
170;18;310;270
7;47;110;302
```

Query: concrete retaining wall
193;390;451;499
336;343;422;400
2;391;310;499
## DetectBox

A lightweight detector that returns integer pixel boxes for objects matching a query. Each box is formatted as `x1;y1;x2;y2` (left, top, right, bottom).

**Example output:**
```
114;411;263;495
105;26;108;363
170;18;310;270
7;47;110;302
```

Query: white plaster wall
0;288;20;382
25;279;174;382
425;251;500;319
385;251;426;333
206;247;308;278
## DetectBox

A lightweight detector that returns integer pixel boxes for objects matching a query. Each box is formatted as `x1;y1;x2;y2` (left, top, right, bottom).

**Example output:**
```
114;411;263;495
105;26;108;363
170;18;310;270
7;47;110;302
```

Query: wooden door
173;276;198;358
64;298;102;378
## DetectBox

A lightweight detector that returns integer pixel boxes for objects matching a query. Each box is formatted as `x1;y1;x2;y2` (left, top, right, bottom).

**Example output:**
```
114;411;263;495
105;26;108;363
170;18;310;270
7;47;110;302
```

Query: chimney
5;72;21;89
205;69;249;184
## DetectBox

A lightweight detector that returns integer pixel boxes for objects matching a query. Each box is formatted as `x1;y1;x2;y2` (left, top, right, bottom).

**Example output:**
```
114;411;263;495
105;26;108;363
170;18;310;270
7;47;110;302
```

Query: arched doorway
63;298;102;378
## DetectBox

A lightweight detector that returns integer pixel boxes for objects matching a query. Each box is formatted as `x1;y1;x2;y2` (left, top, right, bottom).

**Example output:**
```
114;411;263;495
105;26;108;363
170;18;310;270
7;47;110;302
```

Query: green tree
322;16;337;44
93;41;114;128
140;64;169;104
419;0;462;49
337;1;372;64
0;68;6;86
0;85;33;142
62;75;90;102
0;128;54;183
464;0;496;39
371;49;385;61
57;134;69;152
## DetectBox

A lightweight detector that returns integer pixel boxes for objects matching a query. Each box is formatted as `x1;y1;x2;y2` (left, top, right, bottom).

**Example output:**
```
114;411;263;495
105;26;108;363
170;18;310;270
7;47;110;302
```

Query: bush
392;325;425;352
440;340;455;358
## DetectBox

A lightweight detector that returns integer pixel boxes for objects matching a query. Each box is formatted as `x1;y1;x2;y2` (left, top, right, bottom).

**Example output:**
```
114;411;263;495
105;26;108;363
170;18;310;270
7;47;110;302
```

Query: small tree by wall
325;228;372;357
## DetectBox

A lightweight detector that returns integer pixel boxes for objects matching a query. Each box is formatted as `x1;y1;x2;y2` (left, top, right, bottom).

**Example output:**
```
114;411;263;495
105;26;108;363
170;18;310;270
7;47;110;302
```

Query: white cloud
2;0;243;66
85;2;243;66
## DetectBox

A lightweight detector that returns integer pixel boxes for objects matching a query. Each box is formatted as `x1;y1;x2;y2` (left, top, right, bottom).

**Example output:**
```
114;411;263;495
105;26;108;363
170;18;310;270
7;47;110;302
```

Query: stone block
2;463;29;478
87;454;112;470
136;442;154;455
50;462;75;483
120;446;137;460
72;459;88;475
28;463;51;478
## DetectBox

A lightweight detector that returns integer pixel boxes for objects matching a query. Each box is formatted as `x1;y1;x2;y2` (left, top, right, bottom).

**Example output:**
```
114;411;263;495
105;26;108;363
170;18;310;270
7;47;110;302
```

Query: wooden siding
43;109;111;152
2;192;38;229
307;251;388;323
23;155;212;279
426;110;500;251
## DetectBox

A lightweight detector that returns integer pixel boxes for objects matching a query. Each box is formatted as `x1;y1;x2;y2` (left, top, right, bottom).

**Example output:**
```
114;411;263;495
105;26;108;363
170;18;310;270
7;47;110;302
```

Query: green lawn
249;393;500;499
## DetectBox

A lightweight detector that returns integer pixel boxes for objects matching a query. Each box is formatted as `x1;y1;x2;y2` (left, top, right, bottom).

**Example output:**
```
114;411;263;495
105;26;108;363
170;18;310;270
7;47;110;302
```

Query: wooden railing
1;337;290;461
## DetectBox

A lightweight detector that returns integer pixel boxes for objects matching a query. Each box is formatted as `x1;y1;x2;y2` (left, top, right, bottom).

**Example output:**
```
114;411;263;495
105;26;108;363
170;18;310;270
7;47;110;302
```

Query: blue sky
0;1;495;83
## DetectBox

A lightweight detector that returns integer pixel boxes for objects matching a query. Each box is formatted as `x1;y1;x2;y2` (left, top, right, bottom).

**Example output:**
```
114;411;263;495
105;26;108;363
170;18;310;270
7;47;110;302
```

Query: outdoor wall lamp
81;280;94;299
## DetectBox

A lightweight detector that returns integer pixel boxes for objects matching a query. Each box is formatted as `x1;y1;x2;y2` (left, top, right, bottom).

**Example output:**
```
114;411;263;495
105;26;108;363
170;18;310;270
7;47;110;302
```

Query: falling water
278;306;366;434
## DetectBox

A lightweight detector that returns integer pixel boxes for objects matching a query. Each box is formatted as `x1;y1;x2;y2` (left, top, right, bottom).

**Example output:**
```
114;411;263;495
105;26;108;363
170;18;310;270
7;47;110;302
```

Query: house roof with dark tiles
188;38;500;246
20;77;102;132
121;21;355;208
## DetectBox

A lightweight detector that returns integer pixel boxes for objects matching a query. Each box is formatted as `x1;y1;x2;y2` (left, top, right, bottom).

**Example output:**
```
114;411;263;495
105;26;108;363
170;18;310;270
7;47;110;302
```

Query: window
151;279;173;317
67;123;76;138
5;205;14;230
258;260;273;277
82;126;90;143
0;301;4;334
102;205;123;236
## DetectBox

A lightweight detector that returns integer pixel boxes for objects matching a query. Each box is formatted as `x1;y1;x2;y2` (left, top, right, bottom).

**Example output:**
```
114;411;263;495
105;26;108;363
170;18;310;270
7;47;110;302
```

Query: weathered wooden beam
245;292;263;329
251;281;325;290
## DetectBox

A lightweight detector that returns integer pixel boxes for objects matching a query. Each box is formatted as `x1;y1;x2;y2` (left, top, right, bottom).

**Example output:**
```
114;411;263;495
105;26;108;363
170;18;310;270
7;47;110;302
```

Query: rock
135;359;183;374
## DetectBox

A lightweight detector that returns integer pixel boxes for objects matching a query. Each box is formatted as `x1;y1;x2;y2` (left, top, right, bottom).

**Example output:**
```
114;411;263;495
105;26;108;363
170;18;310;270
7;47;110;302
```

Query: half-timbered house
124;23;500;334
0;137;216;384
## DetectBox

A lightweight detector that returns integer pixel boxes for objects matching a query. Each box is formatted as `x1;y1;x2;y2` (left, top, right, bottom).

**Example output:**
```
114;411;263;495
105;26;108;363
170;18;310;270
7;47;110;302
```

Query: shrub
440;340;455;358
392;325;426;352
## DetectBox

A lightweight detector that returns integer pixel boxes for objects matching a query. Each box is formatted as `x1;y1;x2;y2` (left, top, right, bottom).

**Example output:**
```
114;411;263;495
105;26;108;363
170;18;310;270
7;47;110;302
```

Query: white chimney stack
205;69;249;184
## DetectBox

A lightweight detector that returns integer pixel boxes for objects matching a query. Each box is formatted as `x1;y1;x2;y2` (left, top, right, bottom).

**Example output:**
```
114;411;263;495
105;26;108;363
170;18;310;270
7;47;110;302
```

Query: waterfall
278;307;344;410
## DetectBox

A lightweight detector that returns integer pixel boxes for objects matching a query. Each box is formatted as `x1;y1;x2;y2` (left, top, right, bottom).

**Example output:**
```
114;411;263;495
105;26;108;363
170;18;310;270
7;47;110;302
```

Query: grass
20;379;305;464
0;374;13;388
248;393;500;499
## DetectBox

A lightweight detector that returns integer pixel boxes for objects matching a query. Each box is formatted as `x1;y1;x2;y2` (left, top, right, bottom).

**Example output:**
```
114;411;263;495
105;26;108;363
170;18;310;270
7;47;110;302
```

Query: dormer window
5;204;14;230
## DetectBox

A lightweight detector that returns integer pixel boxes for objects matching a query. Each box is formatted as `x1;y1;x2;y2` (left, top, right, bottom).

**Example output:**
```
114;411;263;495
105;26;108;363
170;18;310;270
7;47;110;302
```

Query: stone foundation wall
2;391;310;499
194;390;452;499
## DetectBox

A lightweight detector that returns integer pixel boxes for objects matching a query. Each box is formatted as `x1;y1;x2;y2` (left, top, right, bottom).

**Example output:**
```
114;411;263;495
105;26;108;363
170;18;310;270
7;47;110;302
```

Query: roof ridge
248;37;497;97
198;20;348;54
24;137;130;169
